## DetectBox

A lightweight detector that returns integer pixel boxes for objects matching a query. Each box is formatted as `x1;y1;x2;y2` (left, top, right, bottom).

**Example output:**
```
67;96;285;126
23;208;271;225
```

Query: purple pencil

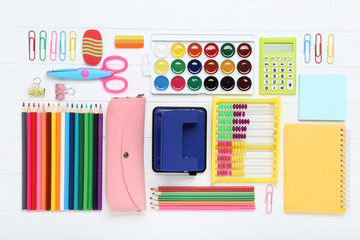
98;105;103;210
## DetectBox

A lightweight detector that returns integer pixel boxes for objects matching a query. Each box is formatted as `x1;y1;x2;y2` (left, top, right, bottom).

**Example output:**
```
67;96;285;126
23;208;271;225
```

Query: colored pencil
55;104;61;210
151;200;255;206
22;103;27;210
150;196;255;201
36;104;42;210
83;105;89;210
92;106;98;210
152;205;255;210
51;104;56;210
78;105;84;210
74;105;80;210
26;104;32;210
88;105;94;210
69;104;75;210
31;103;36;210
46;104;51;210
41;104;46;210
60;106;65;210
151;186;255;192
98;105;103;210
153;191;255;197
64;105;70;210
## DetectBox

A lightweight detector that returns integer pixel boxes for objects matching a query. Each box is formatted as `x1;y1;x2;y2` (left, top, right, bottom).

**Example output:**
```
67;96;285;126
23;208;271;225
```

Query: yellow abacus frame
211;96;281;184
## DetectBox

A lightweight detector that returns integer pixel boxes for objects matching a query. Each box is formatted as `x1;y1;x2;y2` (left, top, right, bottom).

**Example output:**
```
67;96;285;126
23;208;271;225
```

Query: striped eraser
115;35;144;48
82;30;103;65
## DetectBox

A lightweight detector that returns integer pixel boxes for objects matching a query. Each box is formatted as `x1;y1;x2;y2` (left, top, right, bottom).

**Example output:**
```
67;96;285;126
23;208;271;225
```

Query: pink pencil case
106;95;146;211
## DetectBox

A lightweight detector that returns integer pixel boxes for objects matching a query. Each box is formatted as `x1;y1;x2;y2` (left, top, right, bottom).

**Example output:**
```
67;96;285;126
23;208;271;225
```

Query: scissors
46;55;128;93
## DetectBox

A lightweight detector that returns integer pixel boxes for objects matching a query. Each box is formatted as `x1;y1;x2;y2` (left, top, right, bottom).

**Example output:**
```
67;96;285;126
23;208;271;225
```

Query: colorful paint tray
150;34;255;95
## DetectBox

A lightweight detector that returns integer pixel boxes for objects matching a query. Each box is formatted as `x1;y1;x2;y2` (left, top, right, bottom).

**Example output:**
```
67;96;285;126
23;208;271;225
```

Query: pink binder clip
55;83;75;100
265;184;273;214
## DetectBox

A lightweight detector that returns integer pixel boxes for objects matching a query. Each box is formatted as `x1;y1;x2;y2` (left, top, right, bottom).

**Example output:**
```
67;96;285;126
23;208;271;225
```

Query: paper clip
303;33;311;63
28;30;36;61
69;31;77;61
314;33;322;64
55;83;75;100
265;184;273;214
28;77;45;98
50;31;57;61
59;31;66;61
327;34;335;64
39;30;47;61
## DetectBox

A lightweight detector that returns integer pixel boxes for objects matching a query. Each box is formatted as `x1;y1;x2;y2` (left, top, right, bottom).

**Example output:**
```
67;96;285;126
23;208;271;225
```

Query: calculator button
279;85;286;90
280;62;286;67
280;74;285;78
264;80;270;84
264;68;270;72
276;56;281;61
271;68;277;73
283;56;287;60
270;56;275;61
263;86;270;91
287;74;293;78
271;62;278;67
287;68;293;73
264;74;269;78
287;80;294;90
289;56;294;61
264;56;269;61
271;80;277;84
271;86;277;91
271;74;277;78
279;68;285;73
279;79;285;84
287;62;294;67
264;62;270;66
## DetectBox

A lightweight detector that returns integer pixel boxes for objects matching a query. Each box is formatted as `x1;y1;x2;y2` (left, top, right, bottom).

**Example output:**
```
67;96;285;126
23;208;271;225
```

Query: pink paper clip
55;83;75;100
50;31;57;61
315;33;322;64
265;184;273;214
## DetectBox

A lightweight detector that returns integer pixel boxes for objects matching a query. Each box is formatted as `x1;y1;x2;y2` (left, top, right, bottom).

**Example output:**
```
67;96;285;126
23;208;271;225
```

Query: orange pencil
55;104;61;210
41;104;46;210
151;200;255;206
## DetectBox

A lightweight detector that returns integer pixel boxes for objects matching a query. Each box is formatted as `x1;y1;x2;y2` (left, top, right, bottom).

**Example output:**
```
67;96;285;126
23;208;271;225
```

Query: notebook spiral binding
340;128;349;210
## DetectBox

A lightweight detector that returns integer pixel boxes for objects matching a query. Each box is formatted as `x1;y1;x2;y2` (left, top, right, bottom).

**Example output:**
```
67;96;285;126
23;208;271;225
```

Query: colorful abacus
211;97;281;184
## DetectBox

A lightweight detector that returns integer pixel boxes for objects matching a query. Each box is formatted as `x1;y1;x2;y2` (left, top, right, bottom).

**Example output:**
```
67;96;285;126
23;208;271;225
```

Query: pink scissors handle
100;55;129;93
102;76;128;93
101;55;128;73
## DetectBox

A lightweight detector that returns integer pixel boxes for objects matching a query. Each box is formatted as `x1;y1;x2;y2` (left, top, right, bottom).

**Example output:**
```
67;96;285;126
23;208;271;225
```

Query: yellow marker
171;42;186;58
154;59;169;75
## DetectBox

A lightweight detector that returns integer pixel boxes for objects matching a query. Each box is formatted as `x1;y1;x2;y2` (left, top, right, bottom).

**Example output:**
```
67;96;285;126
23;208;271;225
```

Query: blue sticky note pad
299;74;346;120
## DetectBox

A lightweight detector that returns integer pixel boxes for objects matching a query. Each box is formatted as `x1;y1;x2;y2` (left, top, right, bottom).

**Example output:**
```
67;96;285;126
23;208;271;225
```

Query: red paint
188;43;202;58
171;76;186;91
204;60;219;74
204;43;219;58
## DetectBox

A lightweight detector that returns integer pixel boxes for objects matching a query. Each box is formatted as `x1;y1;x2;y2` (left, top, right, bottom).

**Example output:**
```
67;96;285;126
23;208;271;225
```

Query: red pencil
26;104;32;210
151;186;255;192
31;103;37;210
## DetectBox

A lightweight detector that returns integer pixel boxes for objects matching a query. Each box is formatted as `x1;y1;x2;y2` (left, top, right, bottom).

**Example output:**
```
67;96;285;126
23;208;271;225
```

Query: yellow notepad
284;124;347;213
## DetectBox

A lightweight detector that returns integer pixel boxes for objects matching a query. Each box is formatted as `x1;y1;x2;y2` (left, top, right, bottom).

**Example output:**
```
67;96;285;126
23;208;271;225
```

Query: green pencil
83;105;89;210
88;105;94;210
153;191;255;197
150;196;255;201
78;105;84;210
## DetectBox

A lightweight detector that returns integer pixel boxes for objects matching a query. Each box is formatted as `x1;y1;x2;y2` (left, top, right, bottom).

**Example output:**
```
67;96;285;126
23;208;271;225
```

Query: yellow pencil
51;104;56;210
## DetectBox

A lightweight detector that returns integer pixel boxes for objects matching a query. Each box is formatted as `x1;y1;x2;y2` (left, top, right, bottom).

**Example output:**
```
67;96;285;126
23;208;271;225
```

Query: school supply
115;35;144;48
59;31;66;61
28;77;45;98
299;74;346;120
39;30;47;61
22;103;27;210
55;83;75;100
211;97;281;184
303;33;311;63
47;55;128;93
265;184;273;214
152;107;206;174
149;34;254;94
50;31;57;61
327;34;335;64
315;33;322;64
284;124;347;213
82;29;103;65
69;31;77;61
150;186;255;210
22;103;103;211
259;37;296;94
106;96;146;211
28;30;36;61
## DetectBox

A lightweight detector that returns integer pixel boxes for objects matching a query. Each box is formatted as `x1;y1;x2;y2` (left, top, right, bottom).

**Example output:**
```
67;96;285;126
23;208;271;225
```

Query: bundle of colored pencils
21;103;103;211
150;186;255;210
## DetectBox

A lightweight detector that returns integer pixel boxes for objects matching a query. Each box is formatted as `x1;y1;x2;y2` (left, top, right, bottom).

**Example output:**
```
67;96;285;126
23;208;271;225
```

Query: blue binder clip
304;33;311;63
152;107;207;175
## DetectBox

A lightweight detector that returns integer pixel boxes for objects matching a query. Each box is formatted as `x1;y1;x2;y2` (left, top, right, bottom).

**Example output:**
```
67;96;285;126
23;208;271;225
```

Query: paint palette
150;34;254;95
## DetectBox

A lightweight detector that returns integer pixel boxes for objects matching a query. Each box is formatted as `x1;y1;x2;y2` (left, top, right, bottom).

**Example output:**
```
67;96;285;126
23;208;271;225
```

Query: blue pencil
74;104;80;210
69;104;75;210
64;104;70;210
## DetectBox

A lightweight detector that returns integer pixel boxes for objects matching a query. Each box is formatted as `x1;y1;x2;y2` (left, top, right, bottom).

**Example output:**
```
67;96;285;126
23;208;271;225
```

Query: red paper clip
315;33;322;64
265;184;273;214
28;30;36;61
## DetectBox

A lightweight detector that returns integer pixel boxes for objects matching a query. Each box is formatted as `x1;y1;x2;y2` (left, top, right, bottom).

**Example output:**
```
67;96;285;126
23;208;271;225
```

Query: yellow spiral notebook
284;124;347;213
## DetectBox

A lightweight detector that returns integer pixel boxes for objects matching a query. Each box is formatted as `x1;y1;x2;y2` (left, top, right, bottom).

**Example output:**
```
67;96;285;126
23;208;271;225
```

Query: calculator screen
264;43;293;52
